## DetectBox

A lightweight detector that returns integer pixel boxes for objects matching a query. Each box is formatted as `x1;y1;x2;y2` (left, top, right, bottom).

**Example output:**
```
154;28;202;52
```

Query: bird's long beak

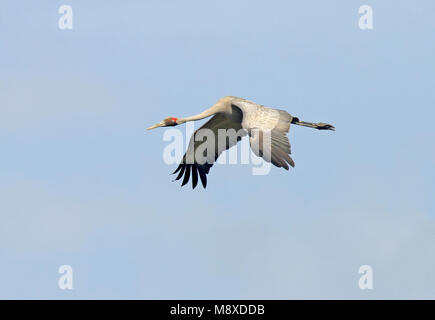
147;121;165;130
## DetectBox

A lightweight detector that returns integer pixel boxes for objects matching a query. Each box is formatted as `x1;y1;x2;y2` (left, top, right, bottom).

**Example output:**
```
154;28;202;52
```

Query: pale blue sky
1;0;435;299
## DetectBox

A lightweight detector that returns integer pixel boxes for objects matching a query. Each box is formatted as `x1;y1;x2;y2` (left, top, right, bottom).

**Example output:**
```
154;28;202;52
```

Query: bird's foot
316;123;335;131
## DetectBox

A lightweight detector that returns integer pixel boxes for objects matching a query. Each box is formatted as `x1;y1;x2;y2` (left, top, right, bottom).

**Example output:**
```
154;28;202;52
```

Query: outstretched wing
248;128;295;170
231;100;295;170
173;113;246;189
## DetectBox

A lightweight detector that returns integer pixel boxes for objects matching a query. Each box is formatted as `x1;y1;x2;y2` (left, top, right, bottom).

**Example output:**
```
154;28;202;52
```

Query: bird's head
147;117;181;130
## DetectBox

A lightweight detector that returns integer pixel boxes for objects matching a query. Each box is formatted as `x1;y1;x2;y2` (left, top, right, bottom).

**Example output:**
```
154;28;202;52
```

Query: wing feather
181;164;191;186
174;113;245;188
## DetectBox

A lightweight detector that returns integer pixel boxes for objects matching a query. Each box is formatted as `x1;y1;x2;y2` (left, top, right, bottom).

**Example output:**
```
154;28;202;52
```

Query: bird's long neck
178;103;224;123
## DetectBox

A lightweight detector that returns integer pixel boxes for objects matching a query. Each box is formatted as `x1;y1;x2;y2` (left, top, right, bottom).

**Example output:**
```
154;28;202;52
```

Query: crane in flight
147;96;335;189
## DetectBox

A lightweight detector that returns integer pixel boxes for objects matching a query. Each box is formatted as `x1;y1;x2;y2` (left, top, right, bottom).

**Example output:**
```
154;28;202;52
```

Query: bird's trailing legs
291;117;335;131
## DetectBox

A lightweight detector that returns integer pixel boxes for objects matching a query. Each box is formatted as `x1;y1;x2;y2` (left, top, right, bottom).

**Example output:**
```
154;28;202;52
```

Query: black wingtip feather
191;165;198;189
197;166;207;188
181;165;191;187
175;164;186;181
172;164;182;175
172;163;211;189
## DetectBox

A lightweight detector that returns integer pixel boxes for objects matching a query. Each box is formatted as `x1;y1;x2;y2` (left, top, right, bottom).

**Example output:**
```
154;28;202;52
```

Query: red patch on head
171;117;178;122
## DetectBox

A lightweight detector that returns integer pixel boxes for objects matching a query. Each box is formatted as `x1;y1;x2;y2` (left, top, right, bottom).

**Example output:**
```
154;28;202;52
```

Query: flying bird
147;96;334;189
